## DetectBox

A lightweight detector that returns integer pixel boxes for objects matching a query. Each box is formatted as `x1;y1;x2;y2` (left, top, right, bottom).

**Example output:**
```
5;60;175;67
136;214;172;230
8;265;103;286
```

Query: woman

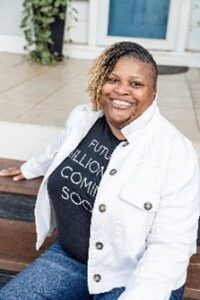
0;41;199;300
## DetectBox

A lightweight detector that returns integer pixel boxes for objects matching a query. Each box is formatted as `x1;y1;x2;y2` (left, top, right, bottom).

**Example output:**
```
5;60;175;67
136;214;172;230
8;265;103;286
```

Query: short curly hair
87;41;158;111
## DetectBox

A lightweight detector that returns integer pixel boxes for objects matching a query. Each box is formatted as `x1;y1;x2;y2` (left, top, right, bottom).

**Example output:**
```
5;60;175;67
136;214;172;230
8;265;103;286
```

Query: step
0;121;61;161
0;158;56;273
0;270;18;288
0;191;35;222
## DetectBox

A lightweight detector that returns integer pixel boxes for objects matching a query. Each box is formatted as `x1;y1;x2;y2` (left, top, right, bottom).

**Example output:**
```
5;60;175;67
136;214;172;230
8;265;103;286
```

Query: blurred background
0;0;199;160
0;0;200;64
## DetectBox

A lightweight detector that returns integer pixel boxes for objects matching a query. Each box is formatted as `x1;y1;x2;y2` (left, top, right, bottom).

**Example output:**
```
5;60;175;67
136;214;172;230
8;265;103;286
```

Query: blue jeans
0;241;185;300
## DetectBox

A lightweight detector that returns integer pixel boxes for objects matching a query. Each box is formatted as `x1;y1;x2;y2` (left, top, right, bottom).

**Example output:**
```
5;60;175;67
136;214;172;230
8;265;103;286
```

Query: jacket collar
121;98;158;142
86;97;158;143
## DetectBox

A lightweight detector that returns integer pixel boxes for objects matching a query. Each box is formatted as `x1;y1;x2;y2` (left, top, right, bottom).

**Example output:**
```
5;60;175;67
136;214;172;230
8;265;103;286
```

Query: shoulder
64;103;99;127
155;110;198;164
67;103;93;122
62;103;103;137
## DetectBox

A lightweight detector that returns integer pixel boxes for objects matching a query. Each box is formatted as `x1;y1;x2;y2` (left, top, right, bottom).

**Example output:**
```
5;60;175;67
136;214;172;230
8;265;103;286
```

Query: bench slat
0;270;17;288
0;192;35;222
0;158;42;196
0;219;56;272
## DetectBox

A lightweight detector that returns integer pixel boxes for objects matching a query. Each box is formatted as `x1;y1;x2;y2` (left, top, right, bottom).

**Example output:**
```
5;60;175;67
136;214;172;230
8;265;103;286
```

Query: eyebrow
110;72;143;80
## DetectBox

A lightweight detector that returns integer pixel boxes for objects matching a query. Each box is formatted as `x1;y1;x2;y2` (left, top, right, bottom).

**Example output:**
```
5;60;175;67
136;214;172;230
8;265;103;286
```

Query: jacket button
96;242;104;250
144;202;153;210
109;169;117;175
93;274;101;282
122;141;129;147
99;204;106;212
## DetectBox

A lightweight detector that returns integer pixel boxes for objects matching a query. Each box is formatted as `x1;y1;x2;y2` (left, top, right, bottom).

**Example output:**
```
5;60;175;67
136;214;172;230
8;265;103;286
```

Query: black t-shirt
47;116;122;264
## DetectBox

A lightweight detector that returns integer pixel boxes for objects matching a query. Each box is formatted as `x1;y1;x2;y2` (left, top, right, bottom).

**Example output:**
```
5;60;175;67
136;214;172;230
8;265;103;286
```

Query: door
108;0;170;39
96;0;182;50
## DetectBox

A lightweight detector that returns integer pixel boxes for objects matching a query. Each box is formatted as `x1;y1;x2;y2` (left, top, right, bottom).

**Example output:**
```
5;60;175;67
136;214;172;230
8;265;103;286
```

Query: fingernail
13;177;18;181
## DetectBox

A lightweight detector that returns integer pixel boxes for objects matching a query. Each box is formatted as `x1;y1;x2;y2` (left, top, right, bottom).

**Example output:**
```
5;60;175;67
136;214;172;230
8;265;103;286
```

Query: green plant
21;0;76;65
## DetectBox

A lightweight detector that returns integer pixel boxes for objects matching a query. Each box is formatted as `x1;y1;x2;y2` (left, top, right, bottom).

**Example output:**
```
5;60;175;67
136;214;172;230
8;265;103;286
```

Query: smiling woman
99;57;156;137
0;41;199;300
87;42;157;139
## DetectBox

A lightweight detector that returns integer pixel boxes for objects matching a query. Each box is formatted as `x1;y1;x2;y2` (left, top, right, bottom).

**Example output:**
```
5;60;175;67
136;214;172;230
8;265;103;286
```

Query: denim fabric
0;241;89;300
169;285;185;300
0;241;184;300
93;287;125;300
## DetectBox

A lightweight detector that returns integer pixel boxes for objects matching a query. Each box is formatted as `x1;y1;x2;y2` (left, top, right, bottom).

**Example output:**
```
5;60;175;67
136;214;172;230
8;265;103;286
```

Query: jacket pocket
120;185;160;212
130;161;163;192
115;186;161;257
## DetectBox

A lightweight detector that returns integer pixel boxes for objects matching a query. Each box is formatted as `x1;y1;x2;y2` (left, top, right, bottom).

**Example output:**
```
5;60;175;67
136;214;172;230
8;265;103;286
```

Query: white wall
65;0;88;44
0;0;23;36
187;0;200;50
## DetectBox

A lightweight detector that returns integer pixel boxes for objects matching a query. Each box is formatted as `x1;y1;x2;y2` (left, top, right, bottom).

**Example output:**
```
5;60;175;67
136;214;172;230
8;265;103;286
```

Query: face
99;56;157;131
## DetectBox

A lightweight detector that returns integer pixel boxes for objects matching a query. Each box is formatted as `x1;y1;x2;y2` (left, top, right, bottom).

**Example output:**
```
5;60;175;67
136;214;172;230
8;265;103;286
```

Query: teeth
112;99;132;108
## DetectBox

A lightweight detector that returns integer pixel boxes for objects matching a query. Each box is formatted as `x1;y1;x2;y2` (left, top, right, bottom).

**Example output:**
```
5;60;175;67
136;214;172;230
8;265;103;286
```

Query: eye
130;81;143;88
106;77;118;84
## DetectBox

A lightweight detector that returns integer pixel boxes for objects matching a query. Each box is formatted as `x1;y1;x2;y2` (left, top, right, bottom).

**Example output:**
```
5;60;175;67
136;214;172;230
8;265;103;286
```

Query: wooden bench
0;158;56;284
0;158;199;299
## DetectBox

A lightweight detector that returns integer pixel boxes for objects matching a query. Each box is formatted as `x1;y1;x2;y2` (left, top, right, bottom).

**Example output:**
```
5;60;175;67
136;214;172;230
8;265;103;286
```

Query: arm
119;139;200;300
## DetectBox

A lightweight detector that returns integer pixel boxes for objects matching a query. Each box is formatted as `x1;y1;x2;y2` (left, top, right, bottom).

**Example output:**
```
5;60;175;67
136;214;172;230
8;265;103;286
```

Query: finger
13;174;25;181
0;167;21;177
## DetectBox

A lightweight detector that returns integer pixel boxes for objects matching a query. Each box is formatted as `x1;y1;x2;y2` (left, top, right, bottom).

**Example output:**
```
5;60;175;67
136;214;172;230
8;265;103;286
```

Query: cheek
99;88;111;106
101;84;111;97
138;90;155;104
98;96;106;108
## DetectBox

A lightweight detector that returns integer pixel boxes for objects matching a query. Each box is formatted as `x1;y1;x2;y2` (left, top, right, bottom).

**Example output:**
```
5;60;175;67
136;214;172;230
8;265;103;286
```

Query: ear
153;86;157;97
153;92;158;102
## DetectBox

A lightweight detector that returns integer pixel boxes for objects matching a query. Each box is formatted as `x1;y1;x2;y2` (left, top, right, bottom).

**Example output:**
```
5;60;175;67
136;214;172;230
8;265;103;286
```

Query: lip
110;99;136;110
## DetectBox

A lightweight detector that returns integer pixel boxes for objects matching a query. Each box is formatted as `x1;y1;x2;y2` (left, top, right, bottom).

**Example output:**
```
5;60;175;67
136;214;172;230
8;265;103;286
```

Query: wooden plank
190;248;200;264
0;192;35;222
184;248;200;299
0;158;42;196
0;219;56;272
0;270;17;288
184;288;200;299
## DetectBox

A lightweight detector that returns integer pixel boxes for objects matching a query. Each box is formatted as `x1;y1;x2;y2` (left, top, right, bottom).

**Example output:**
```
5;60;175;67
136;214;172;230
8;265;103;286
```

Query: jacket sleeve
119;138;200;300
20;105;81;179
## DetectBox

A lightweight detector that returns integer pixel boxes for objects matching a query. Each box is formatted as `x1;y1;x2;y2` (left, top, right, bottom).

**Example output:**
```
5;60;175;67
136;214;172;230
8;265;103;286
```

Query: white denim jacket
21;101;200;300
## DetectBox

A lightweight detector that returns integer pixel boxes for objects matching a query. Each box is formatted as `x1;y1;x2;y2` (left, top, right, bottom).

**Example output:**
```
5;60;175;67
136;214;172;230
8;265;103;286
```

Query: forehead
111;56;154;78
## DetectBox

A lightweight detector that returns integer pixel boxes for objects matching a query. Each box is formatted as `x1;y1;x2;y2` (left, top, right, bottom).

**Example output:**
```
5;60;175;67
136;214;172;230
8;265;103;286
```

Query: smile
111;99;135;109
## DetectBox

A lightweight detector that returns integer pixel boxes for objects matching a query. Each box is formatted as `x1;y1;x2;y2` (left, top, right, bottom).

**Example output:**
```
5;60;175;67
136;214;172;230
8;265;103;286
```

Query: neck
107;122;126;140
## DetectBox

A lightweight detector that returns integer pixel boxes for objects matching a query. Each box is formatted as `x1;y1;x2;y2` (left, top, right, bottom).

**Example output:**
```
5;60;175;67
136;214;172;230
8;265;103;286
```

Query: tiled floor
0;52;200;158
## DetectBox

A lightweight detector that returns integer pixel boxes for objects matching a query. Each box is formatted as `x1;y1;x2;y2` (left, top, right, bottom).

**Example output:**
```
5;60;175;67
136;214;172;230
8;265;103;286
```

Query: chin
110;116;134;129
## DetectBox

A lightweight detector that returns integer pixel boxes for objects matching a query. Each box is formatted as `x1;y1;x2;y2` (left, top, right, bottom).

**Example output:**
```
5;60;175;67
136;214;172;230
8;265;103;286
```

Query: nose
114;83;130;95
